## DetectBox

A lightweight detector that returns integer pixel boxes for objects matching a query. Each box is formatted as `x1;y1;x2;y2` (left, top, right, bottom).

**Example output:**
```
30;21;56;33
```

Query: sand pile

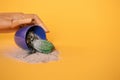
5;47;59;64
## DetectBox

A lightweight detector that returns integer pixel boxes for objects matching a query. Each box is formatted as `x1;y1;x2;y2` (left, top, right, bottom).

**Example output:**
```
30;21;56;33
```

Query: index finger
24;14;49;33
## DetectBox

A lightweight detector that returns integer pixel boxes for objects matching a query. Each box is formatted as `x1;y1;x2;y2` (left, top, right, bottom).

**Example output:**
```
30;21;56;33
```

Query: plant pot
14;25;46;50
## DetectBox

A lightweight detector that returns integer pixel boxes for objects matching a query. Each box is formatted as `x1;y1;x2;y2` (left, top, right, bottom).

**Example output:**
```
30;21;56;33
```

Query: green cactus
32;39;54;54
26;31;54;54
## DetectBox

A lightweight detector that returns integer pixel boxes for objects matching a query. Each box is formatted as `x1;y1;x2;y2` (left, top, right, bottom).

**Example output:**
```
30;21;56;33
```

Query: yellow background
0;0;120;80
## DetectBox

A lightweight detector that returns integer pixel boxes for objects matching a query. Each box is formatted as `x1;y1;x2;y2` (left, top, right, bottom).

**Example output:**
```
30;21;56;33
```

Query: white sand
5;47;59;64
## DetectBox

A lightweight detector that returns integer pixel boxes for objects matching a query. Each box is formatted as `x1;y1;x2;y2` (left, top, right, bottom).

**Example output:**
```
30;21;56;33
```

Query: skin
0;13;49;33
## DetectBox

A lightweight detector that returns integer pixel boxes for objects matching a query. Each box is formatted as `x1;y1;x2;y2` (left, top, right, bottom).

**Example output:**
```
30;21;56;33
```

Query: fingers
11;18;32;28
32;14;49;33
8;13;49;33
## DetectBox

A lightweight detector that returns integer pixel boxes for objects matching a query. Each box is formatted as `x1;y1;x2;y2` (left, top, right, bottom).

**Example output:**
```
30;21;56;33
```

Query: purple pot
14;25;46;50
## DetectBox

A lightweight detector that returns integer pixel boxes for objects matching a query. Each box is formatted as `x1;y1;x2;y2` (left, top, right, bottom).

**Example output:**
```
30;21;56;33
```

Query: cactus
32;40;54;54
26;31;54;54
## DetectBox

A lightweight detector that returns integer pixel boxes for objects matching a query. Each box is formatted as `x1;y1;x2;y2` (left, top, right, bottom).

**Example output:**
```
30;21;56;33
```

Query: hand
0;13;49;33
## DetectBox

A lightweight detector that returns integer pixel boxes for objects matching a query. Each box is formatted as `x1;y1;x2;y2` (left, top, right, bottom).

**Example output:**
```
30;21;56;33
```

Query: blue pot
14;25;46;50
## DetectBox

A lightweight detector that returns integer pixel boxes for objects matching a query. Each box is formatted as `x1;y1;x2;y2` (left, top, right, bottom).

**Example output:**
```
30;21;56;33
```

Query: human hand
0;13;49;33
